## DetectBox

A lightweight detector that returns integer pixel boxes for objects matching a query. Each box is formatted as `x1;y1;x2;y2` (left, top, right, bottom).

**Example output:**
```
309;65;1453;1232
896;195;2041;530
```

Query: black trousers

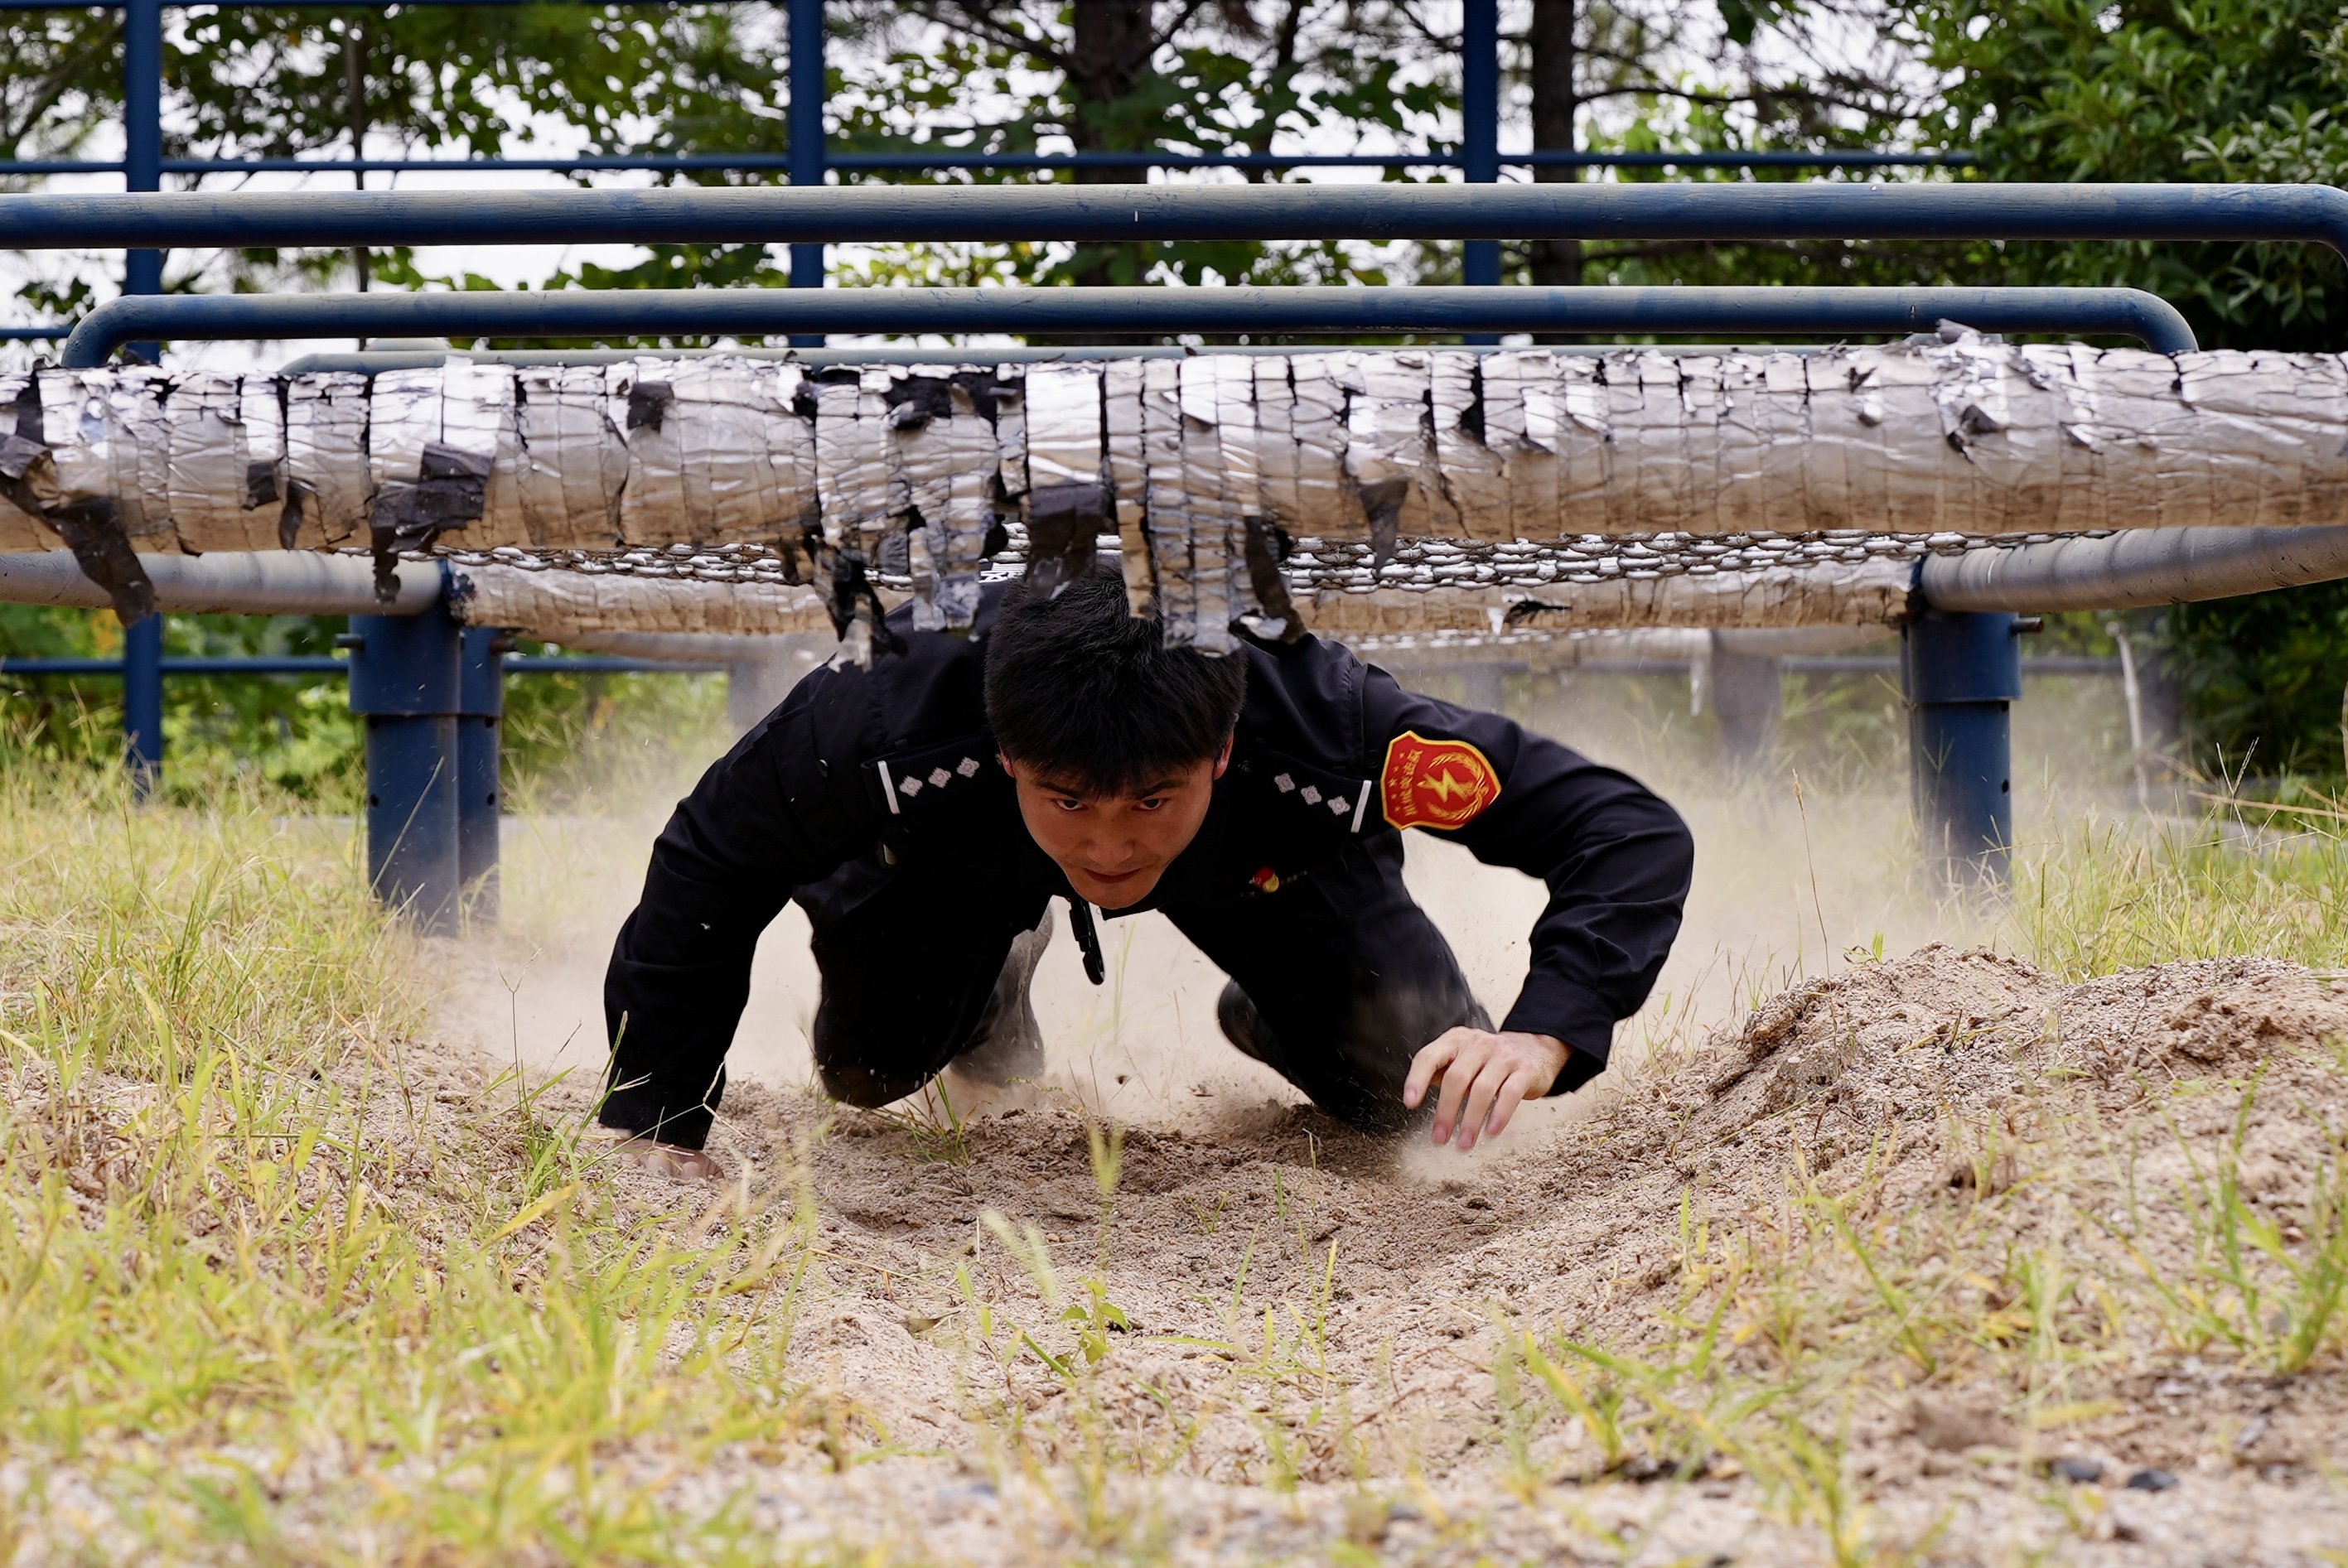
796;834;1487;1133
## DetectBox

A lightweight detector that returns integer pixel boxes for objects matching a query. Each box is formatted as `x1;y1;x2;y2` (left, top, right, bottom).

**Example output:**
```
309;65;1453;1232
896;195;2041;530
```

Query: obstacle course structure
7;181;2348;906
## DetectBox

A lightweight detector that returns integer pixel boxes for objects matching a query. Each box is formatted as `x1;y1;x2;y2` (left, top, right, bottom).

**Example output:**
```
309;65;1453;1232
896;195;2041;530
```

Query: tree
829;2;1453;295
1524;0;1580;290
1892;0;2348;778
1901;0;2348;350
1504;0;1949;294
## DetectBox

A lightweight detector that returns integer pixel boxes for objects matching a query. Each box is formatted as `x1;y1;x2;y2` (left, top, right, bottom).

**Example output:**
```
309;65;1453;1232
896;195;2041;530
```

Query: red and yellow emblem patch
1379;731;1501;831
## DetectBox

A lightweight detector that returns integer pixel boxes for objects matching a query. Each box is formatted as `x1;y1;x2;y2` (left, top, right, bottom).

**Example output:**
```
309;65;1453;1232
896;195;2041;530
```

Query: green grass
2;764;2345;1563
2012;809;2348;978
0;760;821;1563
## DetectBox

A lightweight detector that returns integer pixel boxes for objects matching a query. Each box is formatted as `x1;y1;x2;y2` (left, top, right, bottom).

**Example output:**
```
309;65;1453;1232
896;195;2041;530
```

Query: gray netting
436;526;2063;592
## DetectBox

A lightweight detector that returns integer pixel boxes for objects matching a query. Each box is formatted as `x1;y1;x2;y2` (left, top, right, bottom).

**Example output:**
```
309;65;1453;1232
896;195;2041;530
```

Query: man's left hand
1403;1029;1570;1152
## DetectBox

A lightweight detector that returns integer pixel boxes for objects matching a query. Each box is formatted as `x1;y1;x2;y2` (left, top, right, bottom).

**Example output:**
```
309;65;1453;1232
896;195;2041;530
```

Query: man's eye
1052;798;1085;812
1136;798;1167;811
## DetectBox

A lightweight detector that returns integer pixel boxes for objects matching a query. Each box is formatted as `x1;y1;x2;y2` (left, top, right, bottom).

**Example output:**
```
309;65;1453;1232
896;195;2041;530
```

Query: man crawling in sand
597;567;1694;1179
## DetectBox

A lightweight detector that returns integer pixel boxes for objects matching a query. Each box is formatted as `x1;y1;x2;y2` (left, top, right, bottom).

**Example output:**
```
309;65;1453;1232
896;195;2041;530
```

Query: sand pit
384;770;2348;1563
420;941;2346;1564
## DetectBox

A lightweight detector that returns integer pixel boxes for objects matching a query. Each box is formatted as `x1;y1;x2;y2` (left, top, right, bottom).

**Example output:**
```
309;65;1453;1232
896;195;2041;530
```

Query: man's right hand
598;1133;723;1182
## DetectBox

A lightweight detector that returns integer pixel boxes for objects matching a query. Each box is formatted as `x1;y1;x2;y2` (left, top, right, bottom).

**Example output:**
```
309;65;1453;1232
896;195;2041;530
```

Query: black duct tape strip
1356;477;1409;568
47;500;155;625
1242;517;1304;644
278;479;311;552
370;442;490;601
244;457;281;511
626;380;673;432
1024;481;1106;596
820;547;905;656
0;382;153;624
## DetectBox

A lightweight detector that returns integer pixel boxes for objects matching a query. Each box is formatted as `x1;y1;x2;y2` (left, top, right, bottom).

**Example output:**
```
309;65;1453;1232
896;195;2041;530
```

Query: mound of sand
22;944;2348;1563
548;943;2346;1563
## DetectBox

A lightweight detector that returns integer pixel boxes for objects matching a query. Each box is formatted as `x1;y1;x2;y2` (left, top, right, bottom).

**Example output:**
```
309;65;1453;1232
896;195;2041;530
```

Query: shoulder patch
1380;731;1501;831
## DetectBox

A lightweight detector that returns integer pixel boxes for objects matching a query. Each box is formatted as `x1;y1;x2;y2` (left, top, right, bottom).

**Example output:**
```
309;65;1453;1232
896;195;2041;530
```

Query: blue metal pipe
1902;608;2024;885
0;654;723;675
57;283;2200;365
117;0;165;788
0;183;2334;251
457;626;504;922
279;342;1828;373
1460;0;1500;302
347;591;462;934
787;0;825;341
842;149;1961;170
1785;654;2121;677
505;655;727;673
120;0;163;308
0;150;1977;175
0;0;669;7
120;612;162;794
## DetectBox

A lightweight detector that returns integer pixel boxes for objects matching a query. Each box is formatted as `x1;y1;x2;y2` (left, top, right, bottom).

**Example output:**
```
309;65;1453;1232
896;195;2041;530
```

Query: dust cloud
429;654;2137;1151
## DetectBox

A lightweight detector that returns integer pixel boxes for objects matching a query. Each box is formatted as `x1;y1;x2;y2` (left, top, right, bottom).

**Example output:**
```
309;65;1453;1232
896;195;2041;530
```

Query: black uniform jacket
601;587;1694;1146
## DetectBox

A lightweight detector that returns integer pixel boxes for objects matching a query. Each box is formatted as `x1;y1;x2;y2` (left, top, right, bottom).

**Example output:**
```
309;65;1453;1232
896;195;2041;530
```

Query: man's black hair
984;567;1248;796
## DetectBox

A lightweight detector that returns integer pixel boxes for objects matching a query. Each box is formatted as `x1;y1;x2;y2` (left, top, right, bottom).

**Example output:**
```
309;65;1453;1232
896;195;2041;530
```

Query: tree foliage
1893;0;2348;775
1905;0;2348;350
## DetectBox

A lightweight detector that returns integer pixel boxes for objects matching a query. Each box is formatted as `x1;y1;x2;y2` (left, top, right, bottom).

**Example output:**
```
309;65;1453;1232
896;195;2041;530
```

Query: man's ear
997;751;1017;779
1211;731;1234;781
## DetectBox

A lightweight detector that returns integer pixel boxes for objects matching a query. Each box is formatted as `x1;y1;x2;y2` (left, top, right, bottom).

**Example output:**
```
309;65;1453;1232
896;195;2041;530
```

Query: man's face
1002;737;1231;909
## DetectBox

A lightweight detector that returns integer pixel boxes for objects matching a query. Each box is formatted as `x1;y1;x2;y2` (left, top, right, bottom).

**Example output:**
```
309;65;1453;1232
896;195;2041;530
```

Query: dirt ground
418;796;2348;1563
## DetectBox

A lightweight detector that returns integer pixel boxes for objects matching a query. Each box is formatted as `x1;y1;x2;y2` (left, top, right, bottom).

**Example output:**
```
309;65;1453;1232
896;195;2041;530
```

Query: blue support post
1461;0;1501;335
457;625;507;923
121;0;162;311
346;588;463;934
1710;636;1782;771
119;0;164;789
1901;608;2023;885
121;611;162;792
787;0;825;346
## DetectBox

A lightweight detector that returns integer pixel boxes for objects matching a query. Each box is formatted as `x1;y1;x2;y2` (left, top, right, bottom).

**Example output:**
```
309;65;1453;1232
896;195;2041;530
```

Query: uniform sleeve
1360;668;1693;1091
600;680;867;1149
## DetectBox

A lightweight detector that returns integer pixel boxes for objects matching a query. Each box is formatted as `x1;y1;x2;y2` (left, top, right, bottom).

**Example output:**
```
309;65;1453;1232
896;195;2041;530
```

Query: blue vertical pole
121;613;162;791
456;626;507;923
121;0;165;791
122;0;162;310
787;0;825;348
1901;608;2022;885
1461;0;1501;335
347;589;464;935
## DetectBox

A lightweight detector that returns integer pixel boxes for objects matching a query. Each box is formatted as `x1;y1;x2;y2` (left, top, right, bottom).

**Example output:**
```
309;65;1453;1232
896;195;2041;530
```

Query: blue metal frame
345;592;464;935
0;0;630;7
0;150;1973;177
5;182;2344;251
457;627;505;921
0;0;2305;896
119;0;164;793
0;654;723;676
1902;609;2026;885
57;283;2201;364
786;0;824;346
120;612;162;790
1461;0;1501;305
276;342;1821;373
